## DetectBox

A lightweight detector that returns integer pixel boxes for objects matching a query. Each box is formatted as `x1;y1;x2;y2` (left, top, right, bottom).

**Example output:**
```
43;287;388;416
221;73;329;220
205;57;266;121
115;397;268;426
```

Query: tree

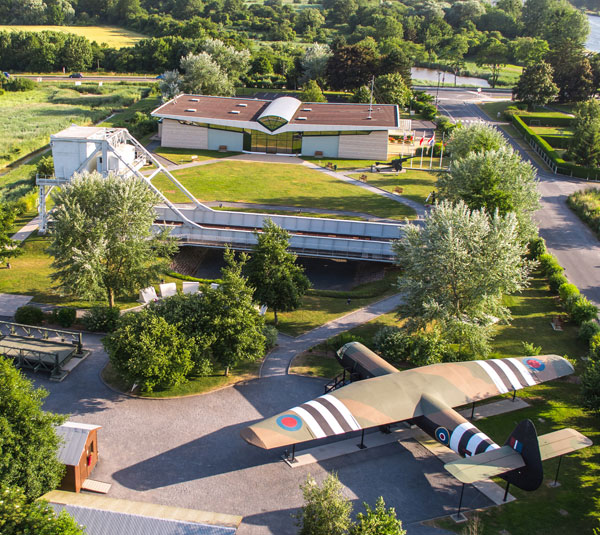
475;37;509;88
246;219;310;324
352;85;371;103
48;172;176;308
0;203;23;264
548;44;594;103
159;69;182;102
0;485;84;535
445;0;485;28
301;79;326;102
439;34;469;86
295;8;325;35
393;201;532;357
60;34;93;72
439;147;540;239
198;38;250;86
514;61;558;111
293;473;353;535
326;44;378;91
511;37;549;67
104;309;194;393
0;357;66;499
568;100;600;167
350;496;406;535
581;359;600;413
180;52;234;95
374;73;412;108
446;123;508;160
300;43;332;87
204;249;265;375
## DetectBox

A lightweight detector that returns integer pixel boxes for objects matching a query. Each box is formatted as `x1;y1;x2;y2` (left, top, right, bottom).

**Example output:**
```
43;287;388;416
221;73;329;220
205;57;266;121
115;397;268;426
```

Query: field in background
0;82;149;168
0;25;146;48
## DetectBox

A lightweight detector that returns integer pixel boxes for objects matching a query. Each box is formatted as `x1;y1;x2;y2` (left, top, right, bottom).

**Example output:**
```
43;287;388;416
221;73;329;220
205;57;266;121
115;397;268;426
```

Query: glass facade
244;130;302;154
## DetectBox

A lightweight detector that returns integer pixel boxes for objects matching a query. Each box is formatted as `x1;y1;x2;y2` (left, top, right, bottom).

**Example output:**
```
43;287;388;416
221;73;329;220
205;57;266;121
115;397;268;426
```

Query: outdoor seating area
138;282;218;304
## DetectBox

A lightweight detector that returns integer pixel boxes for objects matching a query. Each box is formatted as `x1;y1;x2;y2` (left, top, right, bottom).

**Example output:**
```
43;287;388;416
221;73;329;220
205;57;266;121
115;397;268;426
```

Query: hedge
166;270;222;285
519;115;574;127
512;114;600;180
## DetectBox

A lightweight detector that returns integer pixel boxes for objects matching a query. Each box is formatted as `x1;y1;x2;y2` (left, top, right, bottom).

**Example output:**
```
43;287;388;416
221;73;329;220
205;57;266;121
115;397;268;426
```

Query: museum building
152;94;408;159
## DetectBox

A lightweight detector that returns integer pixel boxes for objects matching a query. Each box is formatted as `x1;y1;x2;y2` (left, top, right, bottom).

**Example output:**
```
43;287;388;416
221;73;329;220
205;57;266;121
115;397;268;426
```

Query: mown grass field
348;169;438;205
158;161;416;219
154;147;239;164
0;82;150;168
0;25;146;48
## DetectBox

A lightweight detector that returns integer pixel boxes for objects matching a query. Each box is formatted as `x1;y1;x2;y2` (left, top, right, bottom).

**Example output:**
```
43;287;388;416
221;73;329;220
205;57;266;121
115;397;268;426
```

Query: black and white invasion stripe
291;394;361;439
475;358;537;394
449;422;499;457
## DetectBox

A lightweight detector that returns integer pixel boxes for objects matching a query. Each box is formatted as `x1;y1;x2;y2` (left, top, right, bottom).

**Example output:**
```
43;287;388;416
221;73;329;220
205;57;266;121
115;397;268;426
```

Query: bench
550;316;564;331
314;151;323;157
359;174;368;182
394;186;404;194
218;145;228;152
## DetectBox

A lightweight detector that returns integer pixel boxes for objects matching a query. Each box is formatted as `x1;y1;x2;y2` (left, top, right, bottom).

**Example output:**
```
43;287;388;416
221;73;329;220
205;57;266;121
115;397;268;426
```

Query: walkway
261;293;404;377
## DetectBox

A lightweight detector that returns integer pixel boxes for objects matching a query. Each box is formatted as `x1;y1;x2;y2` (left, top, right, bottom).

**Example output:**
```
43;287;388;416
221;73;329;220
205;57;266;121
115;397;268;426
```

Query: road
15;74;157;82
434;91;600;309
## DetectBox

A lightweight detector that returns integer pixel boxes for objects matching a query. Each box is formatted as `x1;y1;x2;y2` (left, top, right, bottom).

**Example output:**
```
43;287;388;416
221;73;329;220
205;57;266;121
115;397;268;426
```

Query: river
587;14;600;52
411;67;490;87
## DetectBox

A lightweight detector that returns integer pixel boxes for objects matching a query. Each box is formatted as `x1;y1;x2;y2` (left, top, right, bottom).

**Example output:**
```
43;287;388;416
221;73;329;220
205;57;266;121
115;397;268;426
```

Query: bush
4;77;36;91
527;237;547;260
579;320;600;342
328;332;367;352
548;272;568;293
503;105;521;121
569;296;598;325
589;332;600;360
538;253;564;277
559;283;580;304
81;306;120;332
103;309;193;393
263;325;278;350
14;305;44;326
373;326;410;363
55;307;76;328
36;155;54;177
522;341;542;356
580;359;600;412
373;326;449;366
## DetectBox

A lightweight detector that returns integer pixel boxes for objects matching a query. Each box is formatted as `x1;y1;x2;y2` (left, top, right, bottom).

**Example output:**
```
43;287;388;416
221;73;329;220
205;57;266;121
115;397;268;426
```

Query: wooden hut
55;422;101;493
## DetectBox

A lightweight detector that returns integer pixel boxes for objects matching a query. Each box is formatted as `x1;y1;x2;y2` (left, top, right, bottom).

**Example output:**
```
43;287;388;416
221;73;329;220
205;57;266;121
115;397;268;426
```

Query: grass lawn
530;126;574;135
154;147;240;164
0;82;149;168
463;61;522;86
271;270;400;337
348;169;438;205
0;25;146;48
0;232;187;310
0;153;44;203
158;161;415;220
301;157;380;170
213;206;370;221
102;358;262;398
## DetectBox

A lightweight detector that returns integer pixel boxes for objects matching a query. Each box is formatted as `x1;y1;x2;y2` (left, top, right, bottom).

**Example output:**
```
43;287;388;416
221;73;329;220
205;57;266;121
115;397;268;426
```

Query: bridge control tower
39;126;401;262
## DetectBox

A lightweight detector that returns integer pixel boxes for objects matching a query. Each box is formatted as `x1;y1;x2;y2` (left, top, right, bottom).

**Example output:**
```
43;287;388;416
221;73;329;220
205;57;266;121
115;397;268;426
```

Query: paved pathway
261;293;405;377
10;215;41;243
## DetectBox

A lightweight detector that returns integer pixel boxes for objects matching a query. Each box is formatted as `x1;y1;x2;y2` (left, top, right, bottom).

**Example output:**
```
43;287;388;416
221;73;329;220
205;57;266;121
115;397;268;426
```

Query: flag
427;134;435;146
419;134;425;146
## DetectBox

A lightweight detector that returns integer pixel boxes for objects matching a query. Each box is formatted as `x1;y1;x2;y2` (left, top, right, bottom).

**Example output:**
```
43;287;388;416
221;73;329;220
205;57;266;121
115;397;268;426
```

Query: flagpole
429;139;433;169
440;132;445;168
420;132;424;169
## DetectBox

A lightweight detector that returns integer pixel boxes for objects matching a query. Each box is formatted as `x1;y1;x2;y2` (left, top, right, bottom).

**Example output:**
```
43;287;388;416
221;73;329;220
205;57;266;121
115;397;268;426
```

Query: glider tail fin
501;419;543;491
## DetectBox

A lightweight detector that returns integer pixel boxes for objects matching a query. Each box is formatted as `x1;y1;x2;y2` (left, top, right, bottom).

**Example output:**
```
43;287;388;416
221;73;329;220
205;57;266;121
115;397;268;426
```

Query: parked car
155;74;165;80
68;73;83;78
2;72;9;78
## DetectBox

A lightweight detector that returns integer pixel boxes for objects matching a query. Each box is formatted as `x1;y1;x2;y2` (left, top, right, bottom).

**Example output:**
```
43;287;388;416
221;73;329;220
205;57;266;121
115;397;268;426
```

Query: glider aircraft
241;342;592;491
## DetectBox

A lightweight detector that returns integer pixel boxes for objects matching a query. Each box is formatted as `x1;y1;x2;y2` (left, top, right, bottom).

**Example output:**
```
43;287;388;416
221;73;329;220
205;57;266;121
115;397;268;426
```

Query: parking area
33;334;489;534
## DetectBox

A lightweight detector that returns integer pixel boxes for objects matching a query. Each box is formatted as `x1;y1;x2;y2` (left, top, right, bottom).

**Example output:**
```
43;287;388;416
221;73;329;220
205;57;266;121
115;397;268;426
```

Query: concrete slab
82;479;112;494
11;216;40;243
0;293;33;317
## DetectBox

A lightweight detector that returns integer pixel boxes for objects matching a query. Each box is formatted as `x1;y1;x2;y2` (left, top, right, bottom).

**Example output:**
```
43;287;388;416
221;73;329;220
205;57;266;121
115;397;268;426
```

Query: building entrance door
247;131;302;154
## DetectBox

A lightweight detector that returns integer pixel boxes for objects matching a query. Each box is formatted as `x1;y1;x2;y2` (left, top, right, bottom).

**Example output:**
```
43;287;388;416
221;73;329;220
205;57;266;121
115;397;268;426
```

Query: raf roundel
276;414;303;432
435;426;450;445
524;358;545;372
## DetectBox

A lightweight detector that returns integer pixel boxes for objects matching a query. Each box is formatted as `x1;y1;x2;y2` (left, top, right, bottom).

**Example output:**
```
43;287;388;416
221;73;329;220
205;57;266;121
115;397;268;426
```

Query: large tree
475;37;509;88
438;147;540;239
350;497;406;535
48;172;176;308
393;201;532;357
246;219;310;324
0;357;66;499
446;122;508;161
326;44;378;91
0;202;23;265
568;99;600;168
513;61;559;111
374;73;412;108
180;51;234;96
204;249;266;375
547;42;594;103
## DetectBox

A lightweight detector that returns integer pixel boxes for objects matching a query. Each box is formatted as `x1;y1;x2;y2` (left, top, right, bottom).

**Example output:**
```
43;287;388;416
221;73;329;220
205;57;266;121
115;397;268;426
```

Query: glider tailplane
500;419;543;491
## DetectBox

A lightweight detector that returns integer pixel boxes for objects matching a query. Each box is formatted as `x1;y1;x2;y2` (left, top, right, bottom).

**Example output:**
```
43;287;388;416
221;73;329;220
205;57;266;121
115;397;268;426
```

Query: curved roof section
257;96;302;130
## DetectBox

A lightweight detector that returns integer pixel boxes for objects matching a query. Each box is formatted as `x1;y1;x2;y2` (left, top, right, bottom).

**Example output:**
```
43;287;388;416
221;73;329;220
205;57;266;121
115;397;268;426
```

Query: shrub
503;105;520;121
55;307;76;328
548;272;568;293
14;305;44;326
81;306;120;332
589;332;600;360
559;282;580;304
580;359;600;412
36;155;54;177
328;332;367;353
522;341;542;356
407;329;449;366
527;236;547;260
103;309;193;393
4;77;36;91
579;320;600;342
538;253;564;277
569;296;598;325
373;326;410;363
263;325;278;350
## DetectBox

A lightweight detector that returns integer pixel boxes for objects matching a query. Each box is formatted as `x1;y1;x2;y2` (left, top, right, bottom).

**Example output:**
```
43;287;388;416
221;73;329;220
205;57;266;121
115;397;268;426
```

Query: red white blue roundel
524;358;545;372
435;427;450;445
277;414;303;432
